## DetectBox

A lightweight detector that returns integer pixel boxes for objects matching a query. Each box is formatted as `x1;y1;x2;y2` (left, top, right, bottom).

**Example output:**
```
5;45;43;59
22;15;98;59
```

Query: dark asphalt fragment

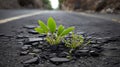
31;42;39;46
16;35;28;39
91;44;103;52
28;30;38;34
32;49;41;53
76;32;86;35
49;53;57;58
58;52;69;58
38;34;47;37
89;50;100;57
29;38;44;42
0;33;4;37
37;45;43;49
22;57;39;64
75;49;89;57
24;38;44;44
21;46;29;51
23;25;37;29
50;57;70;64
20;51;29;56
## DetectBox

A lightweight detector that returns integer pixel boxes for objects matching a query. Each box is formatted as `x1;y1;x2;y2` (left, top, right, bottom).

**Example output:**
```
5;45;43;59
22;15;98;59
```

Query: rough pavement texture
0;10;120;67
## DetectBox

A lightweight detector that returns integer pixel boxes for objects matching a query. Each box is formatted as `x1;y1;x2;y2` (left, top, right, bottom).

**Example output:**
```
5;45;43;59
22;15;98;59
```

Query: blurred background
0;0;120;13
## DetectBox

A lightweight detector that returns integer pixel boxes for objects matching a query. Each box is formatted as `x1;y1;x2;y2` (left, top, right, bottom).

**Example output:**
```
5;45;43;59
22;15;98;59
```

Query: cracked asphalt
0;10;120;67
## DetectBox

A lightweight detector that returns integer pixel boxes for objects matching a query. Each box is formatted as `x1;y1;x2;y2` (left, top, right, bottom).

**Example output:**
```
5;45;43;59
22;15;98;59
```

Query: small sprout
66;48;74;59
64;32;84;58
34;17;75;45
64;32;84;49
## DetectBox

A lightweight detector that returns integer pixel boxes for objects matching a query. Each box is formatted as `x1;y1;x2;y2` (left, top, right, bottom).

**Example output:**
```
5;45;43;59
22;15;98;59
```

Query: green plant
64;32;84;59
64;32;91;59
64;33;84;49
34;17;75;45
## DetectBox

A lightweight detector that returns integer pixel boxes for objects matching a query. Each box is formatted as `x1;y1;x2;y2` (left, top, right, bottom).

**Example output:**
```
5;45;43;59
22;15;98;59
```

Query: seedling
64;32;84;58
34;17;75;45
64;32;84;49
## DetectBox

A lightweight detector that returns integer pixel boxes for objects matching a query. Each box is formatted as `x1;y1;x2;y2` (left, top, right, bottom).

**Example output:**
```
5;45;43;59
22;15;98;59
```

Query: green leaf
57;25;64;36
38;20;48;33
60;27;75;36
47;17;56;33
34;27;44;34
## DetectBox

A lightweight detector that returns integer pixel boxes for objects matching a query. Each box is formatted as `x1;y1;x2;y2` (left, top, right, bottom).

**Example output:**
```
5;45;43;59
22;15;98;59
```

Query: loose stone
21;46;29;51
24;25;37;29
75;50;89;57
20;51;29;56
38;45;43;49
32;42;39;46
89;50;100;57
22;57;39;64
28;30;38;34
76;32;85;35
32;49;41;53
29;38;44;42
50;57;70;64
38;34;47;37
24;38;44;44
49;53;57;58
58;52;69;57
16;35;25;39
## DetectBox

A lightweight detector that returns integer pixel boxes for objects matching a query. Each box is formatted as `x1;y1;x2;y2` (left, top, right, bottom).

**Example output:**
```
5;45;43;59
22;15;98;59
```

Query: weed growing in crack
34;17;75;45
64;32;84;49
64;32;84;59
34;17;90;59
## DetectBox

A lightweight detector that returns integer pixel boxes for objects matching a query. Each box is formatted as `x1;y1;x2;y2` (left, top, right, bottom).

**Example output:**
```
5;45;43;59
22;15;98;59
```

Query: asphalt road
0;10;120;37
0;10;120;67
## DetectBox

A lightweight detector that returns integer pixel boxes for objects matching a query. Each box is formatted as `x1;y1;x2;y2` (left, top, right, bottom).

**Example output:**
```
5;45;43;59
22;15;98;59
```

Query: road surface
0;10;120;67
0;10;120;36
